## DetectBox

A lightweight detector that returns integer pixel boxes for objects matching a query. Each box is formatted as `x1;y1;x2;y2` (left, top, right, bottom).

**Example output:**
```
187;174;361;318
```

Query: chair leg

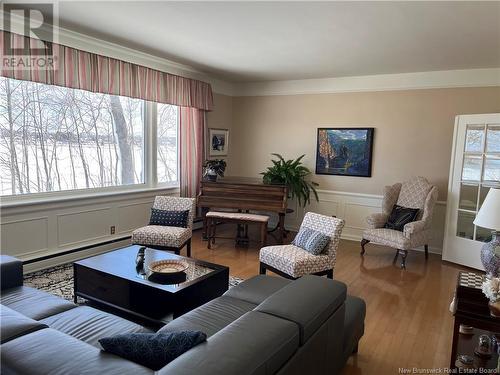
424;244;429;260
259;262;266;275
392;249;399;264
212;220;217;245
400;249;408;269
352;343;359;354
186;238;192;258
261;223;267;247
360;239;370;255
326;269;333;279
207;218;212;249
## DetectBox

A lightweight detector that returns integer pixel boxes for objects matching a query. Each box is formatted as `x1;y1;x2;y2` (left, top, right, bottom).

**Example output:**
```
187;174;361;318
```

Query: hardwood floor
188;224;468;375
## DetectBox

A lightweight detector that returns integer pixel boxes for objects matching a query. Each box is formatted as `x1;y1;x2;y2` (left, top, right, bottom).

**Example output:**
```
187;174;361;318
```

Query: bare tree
109;95;134;185
5;79;23;193
0;77;149;195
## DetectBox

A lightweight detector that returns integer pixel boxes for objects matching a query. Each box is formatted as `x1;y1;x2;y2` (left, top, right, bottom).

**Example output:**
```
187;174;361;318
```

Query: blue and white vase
481;231;500;277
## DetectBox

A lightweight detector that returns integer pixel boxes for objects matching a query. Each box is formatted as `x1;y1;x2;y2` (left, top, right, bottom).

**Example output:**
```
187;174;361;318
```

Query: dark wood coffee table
73;245;229;325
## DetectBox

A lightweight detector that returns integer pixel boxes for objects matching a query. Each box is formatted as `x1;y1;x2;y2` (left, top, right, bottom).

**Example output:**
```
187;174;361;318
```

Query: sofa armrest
366;213;388;229
403;220;426;239
1;255;23;291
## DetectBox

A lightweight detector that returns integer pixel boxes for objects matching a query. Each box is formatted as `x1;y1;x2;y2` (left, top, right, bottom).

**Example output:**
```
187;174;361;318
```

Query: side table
450;271;500;371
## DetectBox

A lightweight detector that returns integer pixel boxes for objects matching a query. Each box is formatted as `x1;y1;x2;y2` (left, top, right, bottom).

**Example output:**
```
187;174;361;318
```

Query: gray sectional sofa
0;255;366;375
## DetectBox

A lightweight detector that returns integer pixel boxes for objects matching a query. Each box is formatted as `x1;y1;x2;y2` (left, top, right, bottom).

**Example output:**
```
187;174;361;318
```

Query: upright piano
197;177;288;243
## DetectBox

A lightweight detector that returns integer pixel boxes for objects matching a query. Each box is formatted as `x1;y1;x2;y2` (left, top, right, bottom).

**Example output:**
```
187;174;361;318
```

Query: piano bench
206;211;270;249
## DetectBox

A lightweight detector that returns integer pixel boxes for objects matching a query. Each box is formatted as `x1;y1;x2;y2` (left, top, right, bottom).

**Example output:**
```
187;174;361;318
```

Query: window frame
155;102;180;188
0;80;180;206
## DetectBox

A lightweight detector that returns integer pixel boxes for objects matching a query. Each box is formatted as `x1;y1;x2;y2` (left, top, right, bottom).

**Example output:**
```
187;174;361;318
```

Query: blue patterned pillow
99;331;206;370
149;209;189;228
292;227;330;255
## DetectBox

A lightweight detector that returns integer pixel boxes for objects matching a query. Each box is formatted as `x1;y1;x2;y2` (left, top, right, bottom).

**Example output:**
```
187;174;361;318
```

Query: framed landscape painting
209;128;229;157
316;128;374;177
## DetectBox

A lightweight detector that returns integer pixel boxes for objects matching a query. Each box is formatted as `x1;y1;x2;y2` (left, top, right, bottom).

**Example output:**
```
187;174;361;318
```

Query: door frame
442;113;500;269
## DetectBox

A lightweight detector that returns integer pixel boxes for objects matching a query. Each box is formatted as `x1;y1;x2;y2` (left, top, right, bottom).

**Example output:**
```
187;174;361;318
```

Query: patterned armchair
131;196;196;257
259;212;345;279
360;176;438;269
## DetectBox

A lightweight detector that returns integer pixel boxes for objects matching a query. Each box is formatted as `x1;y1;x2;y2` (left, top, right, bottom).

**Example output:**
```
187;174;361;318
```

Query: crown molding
233;68;500;97
0;11;235;96
3;12;499;99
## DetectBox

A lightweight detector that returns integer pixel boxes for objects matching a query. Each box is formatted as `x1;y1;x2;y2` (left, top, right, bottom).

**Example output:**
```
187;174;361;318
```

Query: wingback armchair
360;176;438;269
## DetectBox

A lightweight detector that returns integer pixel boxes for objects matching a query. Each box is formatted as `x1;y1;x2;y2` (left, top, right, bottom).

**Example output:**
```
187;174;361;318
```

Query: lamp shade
473;188;500;230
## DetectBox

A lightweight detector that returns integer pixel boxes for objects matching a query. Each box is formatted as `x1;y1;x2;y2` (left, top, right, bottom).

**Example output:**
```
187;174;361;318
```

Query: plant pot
205;168;218;182
488;300;500;318
207;175;217;182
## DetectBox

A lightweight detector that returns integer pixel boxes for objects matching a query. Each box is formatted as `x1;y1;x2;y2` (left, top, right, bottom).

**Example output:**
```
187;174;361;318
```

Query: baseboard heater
23;223;206;265
23;236;131;265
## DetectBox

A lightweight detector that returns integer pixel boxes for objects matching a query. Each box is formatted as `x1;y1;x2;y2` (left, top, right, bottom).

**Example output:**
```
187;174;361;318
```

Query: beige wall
228;87;500;199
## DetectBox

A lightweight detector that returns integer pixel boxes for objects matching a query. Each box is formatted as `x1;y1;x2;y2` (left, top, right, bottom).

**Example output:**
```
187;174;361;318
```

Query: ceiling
55;1;500;82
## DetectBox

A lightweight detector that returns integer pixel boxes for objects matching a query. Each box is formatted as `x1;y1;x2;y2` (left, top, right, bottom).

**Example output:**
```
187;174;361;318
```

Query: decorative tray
148;260;189;275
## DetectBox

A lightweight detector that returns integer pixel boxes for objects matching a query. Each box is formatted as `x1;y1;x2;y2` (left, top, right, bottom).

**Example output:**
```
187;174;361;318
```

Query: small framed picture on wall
209;128;229;157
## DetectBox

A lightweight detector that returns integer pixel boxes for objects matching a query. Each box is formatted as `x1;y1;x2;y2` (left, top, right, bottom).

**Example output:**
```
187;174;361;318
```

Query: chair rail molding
277;189;446;255
0;188;179;264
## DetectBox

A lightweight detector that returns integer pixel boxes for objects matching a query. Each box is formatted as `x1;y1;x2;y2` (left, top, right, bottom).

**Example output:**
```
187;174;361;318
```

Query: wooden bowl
148;260;189;275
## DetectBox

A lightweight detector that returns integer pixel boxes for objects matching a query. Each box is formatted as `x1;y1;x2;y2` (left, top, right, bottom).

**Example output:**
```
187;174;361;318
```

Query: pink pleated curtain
1;31;213;198
179;108;207;198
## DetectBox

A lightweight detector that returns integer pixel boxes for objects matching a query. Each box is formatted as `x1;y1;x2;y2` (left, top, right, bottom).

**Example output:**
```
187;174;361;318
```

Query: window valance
0;31;214;111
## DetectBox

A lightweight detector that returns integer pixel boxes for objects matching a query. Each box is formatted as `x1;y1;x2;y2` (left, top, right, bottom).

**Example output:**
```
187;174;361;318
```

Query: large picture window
0;77;179;197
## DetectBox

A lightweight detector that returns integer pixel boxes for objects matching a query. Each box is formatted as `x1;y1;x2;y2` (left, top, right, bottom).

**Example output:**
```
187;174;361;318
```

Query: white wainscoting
0;188;178;270
277;189;446;254
1;187;446;273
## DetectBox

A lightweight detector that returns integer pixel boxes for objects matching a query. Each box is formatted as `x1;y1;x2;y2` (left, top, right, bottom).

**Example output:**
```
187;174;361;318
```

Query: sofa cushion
0;328;153;375
41;306;150;348
223;275;291;305
157;311;299;375
343;295;366;358
1;286;76;320
0;305;48;344
158;295;255;338
255;275;347;344
99;331;206;370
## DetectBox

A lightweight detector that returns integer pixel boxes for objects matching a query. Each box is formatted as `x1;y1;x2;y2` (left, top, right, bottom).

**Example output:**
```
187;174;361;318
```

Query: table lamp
473;188;500;277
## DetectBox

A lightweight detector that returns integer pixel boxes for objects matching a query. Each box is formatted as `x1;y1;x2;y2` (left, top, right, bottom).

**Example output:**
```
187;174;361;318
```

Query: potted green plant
203;159;227;182
261;154;319;207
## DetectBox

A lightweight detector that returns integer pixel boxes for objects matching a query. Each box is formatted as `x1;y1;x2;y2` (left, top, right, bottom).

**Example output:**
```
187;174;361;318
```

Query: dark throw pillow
292;227;330;255
384;205;420;232
149;209;189;228
99;331;206;370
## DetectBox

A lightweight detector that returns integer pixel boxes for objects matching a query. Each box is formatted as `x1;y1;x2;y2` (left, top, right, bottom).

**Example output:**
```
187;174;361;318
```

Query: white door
443;114;500;269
